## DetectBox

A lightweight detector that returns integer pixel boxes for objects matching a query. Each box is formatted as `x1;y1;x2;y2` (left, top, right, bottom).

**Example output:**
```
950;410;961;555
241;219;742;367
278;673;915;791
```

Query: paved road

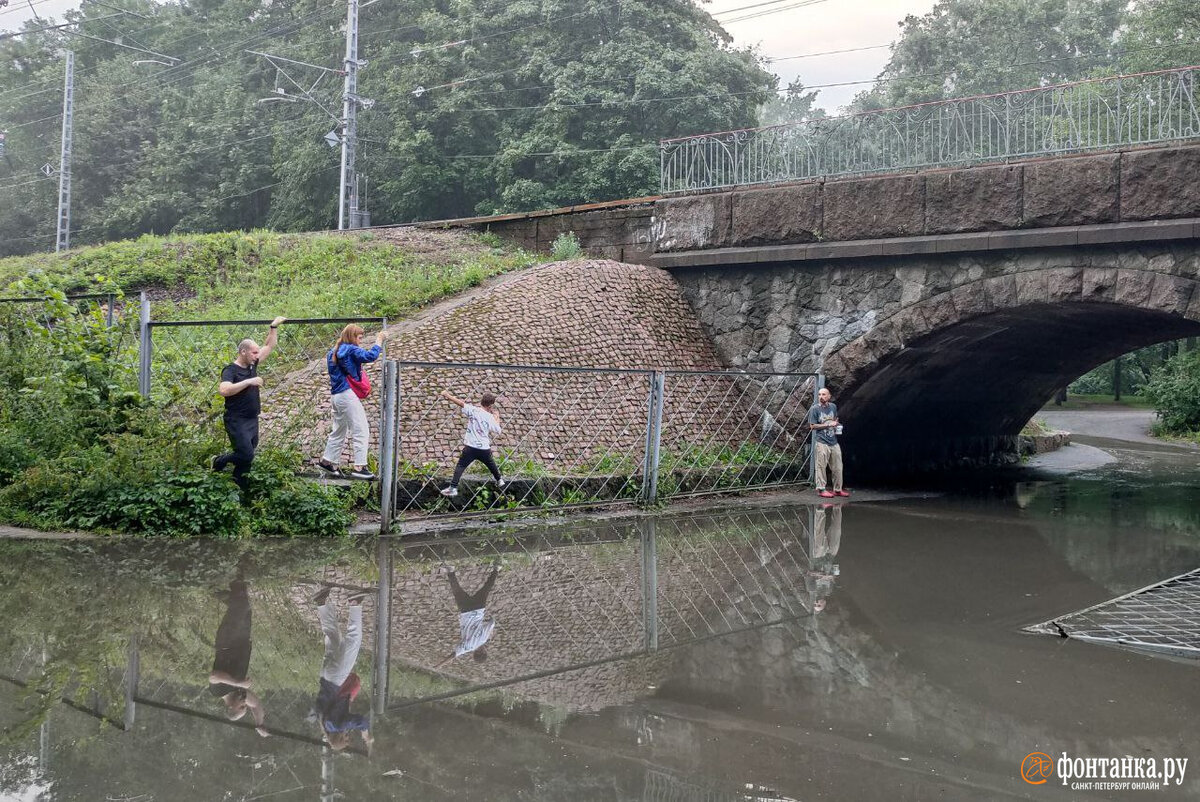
1038;407;1177;446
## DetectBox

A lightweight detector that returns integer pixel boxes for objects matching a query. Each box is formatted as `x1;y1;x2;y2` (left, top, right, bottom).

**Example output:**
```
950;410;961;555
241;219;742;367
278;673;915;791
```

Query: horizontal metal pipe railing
149;315;385;328
660;65;1200;193
0;293;117;303
396;359;655;376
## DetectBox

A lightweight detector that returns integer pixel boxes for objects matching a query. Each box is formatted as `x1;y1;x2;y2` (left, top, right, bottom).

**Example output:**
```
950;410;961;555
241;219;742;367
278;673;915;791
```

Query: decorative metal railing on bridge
659;65;1200;194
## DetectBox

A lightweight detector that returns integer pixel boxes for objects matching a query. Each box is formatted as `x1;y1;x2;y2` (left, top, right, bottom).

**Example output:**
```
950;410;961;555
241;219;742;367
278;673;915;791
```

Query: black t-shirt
210;580;252;698
221;361;260;419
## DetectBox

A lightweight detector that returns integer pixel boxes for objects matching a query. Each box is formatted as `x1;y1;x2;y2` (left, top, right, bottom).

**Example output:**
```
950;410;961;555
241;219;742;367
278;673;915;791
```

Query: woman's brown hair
330;324;364;360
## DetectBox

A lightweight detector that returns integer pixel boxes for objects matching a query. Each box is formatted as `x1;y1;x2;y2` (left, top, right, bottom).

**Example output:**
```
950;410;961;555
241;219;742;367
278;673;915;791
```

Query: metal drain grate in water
1025;568;1200;659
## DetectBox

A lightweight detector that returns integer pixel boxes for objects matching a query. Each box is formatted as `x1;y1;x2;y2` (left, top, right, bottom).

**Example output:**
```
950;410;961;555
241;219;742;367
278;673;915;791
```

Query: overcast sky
1;0;938;113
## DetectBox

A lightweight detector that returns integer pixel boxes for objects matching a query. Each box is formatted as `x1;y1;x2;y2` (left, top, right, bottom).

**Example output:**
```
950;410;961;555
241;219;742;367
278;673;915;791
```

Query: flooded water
2;446;1199;800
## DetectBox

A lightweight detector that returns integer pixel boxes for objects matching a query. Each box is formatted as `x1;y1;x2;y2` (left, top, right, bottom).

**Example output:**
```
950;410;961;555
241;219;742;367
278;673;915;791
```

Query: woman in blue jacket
318;324;383;480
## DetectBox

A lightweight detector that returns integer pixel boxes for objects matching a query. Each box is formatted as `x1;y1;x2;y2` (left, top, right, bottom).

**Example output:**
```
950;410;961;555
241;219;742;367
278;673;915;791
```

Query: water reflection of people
806;504;843;613
209;577;269;736
312;587;373;752
437;565;499;665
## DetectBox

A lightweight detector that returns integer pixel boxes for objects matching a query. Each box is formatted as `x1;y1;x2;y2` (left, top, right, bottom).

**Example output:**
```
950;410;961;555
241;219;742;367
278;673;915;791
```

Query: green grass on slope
0;229;539;320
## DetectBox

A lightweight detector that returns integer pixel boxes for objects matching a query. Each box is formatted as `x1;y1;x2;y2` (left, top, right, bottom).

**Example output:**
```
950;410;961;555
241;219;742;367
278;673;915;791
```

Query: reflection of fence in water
643;768;801;802
383;507;818;711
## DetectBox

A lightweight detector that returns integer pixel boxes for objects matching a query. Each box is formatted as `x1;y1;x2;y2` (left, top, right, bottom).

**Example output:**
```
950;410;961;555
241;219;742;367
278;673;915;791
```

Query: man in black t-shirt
213;316;286;493
209;577;269;736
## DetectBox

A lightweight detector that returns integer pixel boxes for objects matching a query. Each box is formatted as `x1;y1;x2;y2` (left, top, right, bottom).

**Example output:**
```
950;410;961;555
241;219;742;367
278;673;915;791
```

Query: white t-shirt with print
455;608;496;657
462;404;501;449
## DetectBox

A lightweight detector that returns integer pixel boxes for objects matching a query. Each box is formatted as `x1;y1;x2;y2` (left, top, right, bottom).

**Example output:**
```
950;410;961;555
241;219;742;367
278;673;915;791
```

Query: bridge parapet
658;66;1200;194
653;144;1200;255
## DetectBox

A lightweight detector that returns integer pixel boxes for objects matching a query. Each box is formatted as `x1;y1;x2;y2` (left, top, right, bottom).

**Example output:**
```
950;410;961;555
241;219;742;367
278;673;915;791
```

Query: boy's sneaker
818;490;835;498
496;477;507;488
317;460;344;478
440;486;458;497
349;468;375;481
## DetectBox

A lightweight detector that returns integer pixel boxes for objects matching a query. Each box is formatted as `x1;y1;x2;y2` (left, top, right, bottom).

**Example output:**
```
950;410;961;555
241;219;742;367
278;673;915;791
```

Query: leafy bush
1144;349;1200;435
0;427;356;537
243;448;355;537
550;231;583;260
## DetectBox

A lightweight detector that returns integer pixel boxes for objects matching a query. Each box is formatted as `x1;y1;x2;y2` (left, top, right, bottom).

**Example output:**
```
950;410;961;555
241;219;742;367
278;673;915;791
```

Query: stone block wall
404;145;1200;268
653;145;1200;252
421;202;658;264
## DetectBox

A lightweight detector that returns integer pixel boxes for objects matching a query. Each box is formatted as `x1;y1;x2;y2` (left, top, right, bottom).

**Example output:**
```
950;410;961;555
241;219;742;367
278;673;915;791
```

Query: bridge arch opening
828;288;1200;478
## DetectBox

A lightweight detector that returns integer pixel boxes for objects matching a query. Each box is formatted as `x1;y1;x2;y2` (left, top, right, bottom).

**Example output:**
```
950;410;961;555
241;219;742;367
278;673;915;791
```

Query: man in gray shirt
808;387;848;498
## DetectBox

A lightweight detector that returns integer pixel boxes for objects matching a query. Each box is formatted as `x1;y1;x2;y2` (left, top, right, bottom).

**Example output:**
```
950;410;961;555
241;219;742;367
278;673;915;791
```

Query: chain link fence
382;361;817;522
1;290;821;528
1025;568;1200;659
143;306;386;462
0;291;135;376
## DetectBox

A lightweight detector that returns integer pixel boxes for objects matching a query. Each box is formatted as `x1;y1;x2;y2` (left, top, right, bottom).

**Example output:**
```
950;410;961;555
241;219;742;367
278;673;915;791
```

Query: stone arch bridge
407;144;1200;475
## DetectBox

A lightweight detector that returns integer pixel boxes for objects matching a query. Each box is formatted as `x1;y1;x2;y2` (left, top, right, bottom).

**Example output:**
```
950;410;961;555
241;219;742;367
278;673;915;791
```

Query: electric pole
338;0;360;230
250;0;372;230
55;50;74;252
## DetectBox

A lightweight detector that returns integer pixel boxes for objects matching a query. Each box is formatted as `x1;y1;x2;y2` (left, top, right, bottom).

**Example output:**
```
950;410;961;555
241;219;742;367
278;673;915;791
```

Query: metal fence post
371;537;392;716
810;372;824;486
105;292;115;328
640;371;665;505
124;633;139;731
137;291;151;398
378;361;398;534
641;518;658;653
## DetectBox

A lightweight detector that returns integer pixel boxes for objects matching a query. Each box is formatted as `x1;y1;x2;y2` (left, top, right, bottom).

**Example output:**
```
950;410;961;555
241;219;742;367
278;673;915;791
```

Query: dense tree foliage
0;0;773;254
852;0;1200;110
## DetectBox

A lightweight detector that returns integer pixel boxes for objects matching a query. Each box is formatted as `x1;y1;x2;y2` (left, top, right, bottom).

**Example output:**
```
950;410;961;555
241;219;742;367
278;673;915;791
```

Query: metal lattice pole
338;0;360;230
55;50;74;252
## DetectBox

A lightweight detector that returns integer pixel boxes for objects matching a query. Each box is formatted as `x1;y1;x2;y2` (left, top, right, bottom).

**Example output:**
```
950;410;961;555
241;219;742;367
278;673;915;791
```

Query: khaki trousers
815;442;843;492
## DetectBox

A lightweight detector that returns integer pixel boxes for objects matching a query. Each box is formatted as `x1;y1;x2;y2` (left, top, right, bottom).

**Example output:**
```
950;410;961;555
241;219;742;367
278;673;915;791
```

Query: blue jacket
327;343;382;395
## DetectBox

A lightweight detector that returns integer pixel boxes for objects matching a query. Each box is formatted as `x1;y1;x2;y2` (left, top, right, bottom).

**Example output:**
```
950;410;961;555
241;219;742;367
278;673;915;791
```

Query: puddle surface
2;469;1199;800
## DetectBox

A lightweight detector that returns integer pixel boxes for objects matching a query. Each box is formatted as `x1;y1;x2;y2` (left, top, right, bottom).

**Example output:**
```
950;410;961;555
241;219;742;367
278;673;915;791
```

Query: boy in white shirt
439;390;504;497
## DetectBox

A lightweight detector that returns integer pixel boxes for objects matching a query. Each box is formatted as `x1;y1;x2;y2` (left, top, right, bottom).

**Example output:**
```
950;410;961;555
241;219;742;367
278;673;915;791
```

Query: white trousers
318;603;363;686
323;390;370;466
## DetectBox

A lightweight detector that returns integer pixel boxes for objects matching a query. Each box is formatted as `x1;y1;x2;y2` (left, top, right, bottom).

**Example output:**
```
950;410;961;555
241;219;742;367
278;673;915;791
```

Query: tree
758;79;825;127
851;0;1127;110
0;0;775;252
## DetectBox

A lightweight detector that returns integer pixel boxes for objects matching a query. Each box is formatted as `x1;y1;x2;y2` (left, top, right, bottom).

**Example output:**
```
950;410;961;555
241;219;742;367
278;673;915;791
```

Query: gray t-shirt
808;402;839;446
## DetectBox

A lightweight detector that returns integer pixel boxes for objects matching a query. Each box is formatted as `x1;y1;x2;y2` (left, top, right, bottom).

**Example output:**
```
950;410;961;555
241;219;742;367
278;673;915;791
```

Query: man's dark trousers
214;416;258;493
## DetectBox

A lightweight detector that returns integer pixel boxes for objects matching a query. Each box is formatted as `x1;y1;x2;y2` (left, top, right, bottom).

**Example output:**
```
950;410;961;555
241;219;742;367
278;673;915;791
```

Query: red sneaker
835;490;851;497
818;490;835;498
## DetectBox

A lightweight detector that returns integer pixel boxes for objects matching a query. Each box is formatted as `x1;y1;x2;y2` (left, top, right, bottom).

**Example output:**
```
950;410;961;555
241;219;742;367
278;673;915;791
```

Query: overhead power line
720;0;833;25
